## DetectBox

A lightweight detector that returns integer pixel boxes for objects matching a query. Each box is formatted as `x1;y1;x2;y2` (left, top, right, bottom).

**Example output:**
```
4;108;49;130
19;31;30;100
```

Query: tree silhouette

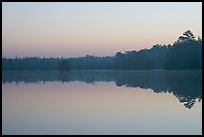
59;58;70;72
174;30;196;44
183;30;195;39
165;30;201;70
2;30;202;71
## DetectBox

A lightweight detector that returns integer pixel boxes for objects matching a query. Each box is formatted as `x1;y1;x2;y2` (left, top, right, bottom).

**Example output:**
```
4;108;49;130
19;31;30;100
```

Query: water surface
2;70;202;135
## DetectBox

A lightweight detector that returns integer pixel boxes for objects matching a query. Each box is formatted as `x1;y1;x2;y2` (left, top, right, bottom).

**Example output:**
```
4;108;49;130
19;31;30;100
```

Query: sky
2;2;202;58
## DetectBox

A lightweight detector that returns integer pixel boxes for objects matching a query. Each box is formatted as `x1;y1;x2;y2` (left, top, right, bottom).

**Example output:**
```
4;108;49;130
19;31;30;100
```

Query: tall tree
59;58;70;72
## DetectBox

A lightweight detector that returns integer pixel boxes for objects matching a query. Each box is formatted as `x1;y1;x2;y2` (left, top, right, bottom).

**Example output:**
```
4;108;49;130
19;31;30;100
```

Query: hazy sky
2;2;202;58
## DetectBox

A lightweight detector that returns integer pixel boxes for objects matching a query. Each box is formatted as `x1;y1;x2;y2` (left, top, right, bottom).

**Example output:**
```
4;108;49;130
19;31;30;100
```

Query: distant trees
114;50;152;69
69;55;113;70
59;58;70;72
2;57;61;71
113;30;201;70
165;30;202;69
174;30;196;44
113;44;168;69
2;56;114;71
2;30;202;71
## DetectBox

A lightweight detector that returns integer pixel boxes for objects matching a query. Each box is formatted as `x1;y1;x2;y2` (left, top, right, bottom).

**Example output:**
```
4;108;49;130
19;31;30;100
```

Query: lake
2;70;202;135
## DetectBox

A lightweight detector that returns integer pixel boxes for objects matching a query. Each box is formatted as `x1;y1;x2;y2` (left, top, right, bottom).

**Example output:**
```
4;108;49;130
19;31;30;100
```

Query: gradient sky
2;2;202;58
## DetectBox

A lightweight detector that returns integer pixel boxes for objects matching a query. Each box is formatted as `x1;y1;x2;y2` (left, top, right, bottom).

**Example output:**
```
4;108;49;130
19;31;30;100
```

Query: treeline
114;44;168;69
2;57;61;71
113;30;202;70
70;56;113;69
2;30;202;70
2;56;113;71
165;32;202;69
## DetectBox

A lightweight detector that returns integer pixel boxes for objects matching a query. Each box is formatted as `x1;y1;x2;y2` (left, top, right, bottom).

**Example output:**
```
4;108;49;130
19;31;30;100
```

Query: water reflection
2;70;202;109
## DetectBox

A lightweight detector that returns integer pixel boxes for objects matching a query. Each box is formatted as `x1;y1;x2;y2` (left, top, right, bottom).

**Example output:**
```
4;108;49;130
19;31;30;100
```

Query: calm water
2;70;202;135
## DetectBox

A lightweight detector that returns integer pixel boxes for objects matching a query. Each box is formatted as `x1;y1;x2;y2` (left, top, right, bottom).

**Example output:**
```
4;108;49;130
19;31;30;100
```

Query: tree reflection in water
2;70;202;109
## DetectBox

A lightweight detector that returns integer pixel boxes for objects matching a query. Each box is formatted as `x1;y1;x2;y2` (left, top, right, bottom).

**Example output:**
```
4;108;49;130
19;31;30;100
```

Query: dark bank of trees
114;44;168;69
113;30;202;70
69;55;114;70
2;30;202;71
2;56;113;71
2;57;60;71
165;30;202;69
59;58;70;72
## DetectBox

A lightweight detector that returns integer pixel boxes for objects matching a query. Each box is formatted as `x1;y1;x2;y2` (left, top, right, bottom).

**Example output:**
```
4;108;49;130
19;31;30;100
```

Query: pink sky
2;2;202;58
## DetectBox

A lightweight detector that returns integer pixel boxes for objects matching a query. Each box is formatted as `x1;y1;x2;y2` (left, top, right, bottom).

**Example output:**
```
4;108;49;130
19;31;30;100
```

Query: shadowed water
2;70;202;135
